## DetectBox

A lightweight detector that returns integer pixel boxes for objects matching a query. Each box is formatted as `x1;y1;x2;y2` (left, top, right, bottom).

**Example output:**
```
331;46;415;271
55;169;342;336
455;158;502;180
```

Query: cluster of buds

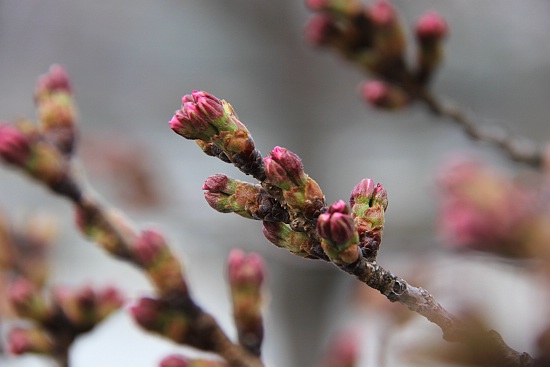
227;249;266;356
169;90;265;180
349;178;388;260
316;200;360;265
0;65;81;201
203;174;288;222
34;64;78;156
7;277;123;361
305;0;448;109
437;157;533;257
264;146;325;222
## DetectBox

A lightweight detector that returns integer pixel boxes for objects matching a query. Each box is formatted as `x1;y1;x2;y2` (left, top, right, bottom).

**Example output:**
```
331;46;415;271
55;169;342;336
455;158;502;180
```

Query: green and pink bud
360;80;408;109
350;179;387;259
227;249;265;356
265;146;307;189
7;327;53;355
203;174;288;222
414;11;448;84
367;0;405;60
305;14;339;47
0;122;32;166
130;297;190;343
262;221;316;257
227;249;265;288
305;0;359;15
160;355;190;367
8;278;50;322
317;200;360;264
132;229;188;297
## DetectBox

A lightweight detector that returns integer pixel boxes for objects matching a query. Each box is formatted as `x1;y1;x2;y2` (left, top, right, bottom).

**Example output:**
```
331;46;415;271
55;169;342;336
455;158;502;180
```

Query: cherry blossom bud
321;330;360;367
361;80;408;109
367;1;405;60
265;146;307;189
191;90;225;122
416;11;448;42
317;200;360;264
368;0;396;27
263;221;315;257
0;122;32;166
372;183;388;210
227;249;265;287
305;14;338;47
132;229;188;296
130;297;190;343
8;278;49;321
160;355;190;367
7;327;53;355
35;64;72;98
350;178;375;207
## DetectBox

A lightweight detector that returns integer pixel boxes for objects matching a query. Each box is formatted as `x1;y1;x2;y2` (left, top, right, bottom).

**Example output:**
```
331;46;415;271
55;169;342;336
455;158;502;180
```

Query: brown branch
417;90;544;169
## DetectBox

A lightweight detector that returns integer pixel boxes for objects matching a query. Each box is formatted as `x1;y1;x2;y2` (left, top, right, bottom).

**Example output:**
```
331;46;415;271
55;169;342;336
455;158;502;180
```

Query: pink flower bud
317;200;356;249
305;0;328;11
416;11;448;41
227;249;265;287
160;355;190;367
265;146;307;188
8;328;33;355
35;64;72;98
368;0;396;26
132;229;167;267
372;183;388;210
130;297;161;329
360;81;408;109
305;14;337;47
191;90;224;122
0;123;31;166
350;178;375;207
8;278;36;306
202;173;231;193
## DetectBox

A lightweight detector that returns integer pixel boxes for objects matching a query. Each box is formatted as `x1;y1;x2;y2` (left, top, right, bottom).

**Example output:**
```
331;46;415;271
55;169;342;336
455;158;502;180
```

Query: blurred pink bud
350;178;375;207
0;123;31;166
8;328;33;355
35;64;72;97
160;355;190;367
305;0;328;11
368;0;396;26
416;11;448;41
130;297;161;329
360;81;408;109
132;229;167;267
305;14;337;46
8;278;36;306
321;330;360;367
228;249;265;287
317;200;356;248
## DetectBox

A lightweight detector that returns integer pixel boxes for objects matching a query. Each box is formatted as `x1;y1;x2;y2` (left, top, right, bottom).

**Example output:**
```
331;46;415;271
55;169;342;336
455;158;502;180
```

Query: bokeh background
1;1;550;366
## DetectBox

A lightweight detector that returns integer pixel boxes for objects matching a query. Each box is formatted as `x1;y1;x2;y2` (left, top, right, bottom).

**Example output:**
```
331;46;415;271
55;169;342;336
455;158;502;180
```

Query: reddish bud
350;178;375;207
361;80;408;109
368;0;396;26
0;123;32;166
202;173;231;193
228;249;265;287
191;90;224;122
372;183;388;210
7;327;52;355
305;14;337;46
265;146;307;188
35;64;72;98
130;297;162;329
317;200;356;249
160;355;190;367
305;0;327;11
416;11;448;41
132;229;168;267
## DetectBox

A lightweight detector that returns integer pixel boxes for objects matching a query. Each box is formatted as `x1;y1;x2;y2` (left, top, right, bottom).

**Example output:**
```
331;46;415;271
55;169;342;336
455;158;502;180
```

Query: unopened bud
350;178;375;207
317;200;360;264
305;14;338;47
416;11;448;42
265;146;307;189
227;249;265;287
263;221;315;257
7;327;53;355
8;278;49;321
361;80;408;109
160;355;190;367
0;122;32;166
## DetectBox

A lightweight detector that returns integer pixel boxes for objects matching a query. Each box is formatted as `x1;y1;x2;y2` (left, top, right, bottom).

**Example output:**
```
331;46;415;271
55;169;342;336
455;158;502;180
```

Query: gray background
0;1;549;366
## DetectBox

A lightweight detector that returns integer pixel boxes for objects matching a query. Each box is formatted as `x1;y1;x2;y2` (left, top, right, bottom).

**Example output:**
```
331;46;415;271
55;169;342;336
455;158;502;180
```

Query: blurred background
0;1;549;366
